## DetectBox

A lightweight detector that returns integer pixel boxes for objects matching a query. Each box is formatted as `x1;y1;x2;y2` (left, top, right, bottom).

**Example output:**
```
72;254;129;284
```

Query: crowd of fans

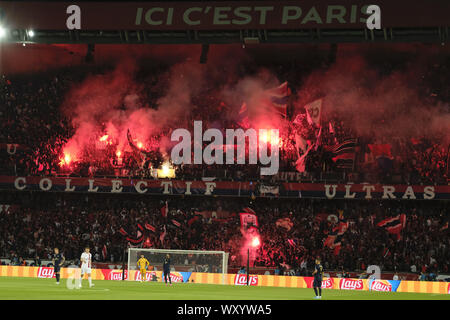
0;54;448;184
0;192;448;279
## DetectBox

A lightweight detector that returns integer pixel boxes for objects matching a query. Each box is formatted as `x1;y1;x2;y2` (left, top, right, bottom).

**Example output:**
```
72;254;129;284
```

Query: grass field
0;277;449;300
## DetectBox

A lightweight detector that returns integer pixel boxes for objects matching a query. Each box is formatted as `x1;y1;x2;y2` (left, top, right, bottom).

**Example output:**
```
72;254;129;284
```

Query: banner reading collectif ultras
0;176;448;200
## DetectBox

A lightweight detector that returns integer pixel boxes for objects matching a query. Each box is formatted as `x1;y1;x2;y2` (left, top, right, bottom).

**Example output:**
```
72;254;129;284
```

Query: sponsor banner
1;176;448;200
128;270;191;283
339;278;366;290
37;267;55;279
164;272;191;283
368;279;400;292
304;277;334;289
2;266;450;294
100;269;128;281
135;271;159;282
234;274;258;286
0;1;448;30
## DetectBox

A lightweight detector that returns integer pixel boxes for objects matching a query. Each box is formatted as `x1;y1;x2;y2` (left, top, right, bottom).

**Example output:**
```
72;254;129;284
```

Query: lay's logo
168;272;184;283
339;278;364;290
321;278;334;289
135;271;157;282
234;274;258;286
107;271;124;281
370;280;392;292
37;267;55;278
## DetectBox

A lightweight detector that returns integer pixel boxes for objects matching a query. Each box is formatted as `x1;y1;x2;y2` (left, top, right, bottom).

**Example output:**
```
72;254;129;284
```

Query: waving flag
242;207;256;215
324;212;349;255
240;82;290;125
240;212;258;229
125;224;145;245
325;139;358;170
127;234;144;245
161;201;168;218
328;121;335;135
262;81;290;118
144;223;156;232
304;99;322;127
238;103;250;128
326;139;357;154
102;244;107;260
294;132;309;156
160;225;167;244
188;215;201;226
171;219;181;228
329;122;338;144
377;214;406;241
118;227;128;236
295;143;313;172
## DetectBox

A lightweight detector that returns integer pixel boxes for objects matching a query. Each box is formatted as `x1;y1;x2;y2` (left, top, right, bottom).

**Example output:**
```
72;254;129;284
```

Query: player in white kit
79;247;94;288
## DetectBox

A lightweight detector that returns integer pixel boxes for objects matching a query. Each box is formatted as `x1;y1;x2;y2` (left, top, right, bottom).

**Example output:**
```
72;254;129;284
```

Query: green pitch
0;277;448;300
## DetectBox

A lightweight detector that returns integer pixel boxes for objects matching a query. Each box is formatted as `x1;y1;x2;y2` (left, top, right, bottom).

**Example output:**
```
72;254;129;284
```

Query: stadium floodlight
127;248;229;284
0;26;6;38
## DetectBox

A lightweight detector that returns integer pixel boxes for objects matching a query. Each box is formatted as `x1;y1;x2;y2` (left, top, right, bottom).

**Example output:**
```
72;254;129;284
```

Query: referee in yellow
137;254;150;282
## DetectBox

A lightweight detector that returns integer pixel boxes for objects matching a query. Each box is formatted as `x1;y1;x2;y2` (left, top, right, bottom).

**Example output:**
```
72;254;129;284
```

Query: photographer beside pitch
312;258;324;299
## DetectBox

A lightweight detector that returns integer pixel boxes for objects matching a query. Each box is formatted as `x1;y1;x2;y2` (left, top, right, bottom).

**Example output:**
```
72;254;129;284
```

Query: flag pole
446;144;449;179
122;241;126;281
352;138;358;173
246;248;250;286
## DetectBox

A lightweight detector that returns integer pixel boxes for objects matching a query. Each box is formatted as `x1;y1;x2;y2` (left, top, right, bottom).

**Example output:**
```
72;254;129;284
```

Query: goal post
127;248;229;284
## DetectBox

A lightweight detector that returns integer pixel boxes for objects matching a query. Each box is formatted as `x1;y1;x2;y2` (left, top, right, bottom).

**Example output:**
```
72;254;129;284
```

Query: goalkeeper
137;254;150;282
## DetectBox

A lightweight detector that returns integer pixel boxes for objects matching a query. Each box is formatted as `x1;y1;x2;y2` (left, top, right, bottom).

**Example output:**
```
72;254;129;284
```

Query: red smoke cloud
5;42;447;164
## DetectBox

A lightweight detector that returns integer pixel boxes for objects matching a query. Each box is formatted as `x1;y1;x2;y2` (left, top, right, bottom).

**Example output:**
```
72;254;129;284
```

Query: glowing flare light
58;153;72;167
259;130;280;146
251;236;261;248
161;163;170;175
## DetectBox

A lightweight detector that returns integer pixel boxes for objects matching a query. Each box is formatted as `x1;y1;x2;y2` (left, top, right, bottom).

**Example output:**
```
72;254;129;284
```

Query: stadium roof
0;1;448;44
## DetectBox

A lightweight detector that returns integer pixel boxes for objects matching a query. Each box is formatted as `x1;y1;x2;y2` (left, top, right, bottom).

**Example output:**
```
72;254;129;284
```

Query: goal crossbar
127;248;229;284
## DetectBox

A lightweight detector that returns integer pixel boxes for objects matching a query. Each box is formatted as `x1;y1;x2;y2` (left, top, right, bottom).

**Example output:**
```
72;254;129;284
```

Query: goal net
127;248;229;284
